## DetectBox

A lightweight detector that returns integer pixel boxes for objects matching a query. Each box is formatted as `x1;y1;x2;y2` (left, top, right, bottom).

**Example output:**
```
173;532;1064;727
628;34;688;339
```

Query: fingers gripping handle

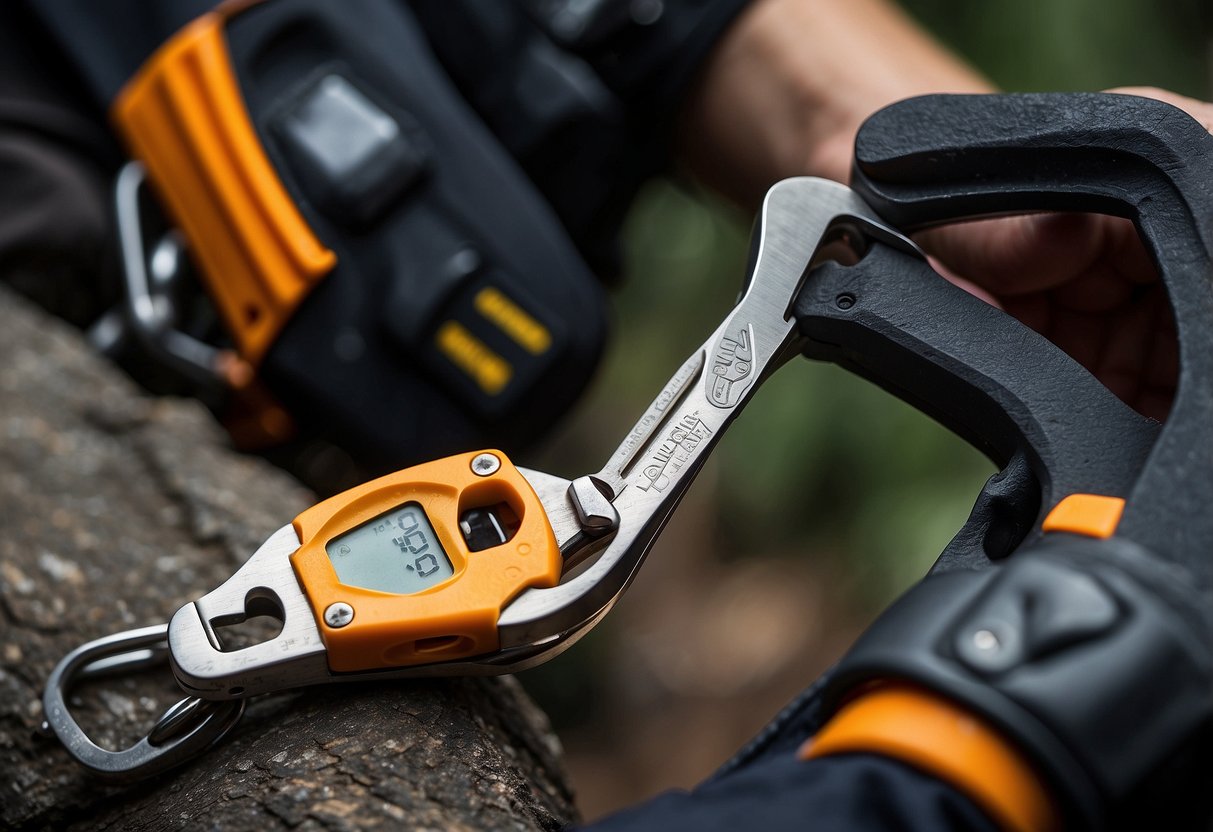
797;244;1158;571
852;92;1213;576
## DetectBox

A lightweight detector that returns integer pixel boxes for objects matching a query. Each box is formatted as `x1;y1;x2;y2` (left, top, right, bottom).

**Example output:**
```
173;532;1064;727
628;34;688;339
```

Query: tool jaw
495;177;919;649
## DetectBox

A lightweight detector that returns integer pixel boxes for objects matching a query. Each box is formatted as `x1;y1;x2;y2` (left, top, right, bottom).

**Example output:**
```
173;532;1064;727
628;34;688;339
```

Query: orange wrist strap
799;683;1061;832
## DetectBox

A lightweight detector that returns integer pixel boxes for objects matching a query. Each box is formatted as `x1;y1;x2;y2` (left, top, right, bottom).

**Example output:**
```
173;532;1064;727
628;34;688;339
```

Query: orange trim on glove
799;683;1061;832
1042;494;1125;539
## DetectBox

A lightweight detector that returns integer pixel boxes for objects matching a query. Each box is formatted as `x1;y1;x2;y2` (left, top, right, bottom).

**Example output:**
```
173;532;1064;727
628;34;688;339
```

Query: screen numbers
326;503;454;594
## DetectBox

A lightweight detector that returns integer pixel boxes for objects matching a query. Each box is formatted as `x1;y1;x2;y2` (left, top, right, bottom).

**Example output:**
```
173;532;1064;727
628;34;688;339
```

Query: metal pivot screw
470;453;501;477
972;629;1000;652
835;292;856;310
569;476;620;534
324;602;355;628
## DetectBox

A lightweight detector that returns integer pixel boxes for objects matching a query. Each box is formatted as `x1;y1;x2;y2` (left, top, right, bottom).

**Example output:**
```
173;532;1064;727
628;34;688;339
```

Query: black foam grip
852;93;1213;579
798;244;1158;571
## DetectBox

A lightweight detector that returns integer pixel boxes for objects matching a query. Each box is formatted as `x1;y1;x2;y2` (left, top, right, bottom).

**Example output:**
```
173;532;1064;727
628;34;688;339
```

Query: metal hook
111;162;233;390
42;623;245;783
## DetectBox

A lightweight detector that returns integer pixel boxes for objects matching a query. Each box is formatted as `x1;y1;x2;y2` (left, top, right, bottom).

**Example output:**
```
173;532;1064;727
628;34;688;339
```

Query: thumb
1106;86;1213;134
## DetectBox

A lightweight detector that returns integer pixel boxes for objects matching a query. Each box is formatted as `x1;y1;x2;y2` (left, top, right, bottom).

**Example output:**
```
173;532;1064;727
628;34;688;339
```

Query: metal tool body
163;178;917;700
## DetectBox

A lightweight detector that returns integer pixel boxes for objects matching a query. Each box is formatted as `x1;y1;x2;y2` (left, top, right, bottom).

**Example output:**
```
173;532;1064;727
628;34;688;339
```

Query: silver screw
470;453;501;477
324;602;354;628
972;629;1000;652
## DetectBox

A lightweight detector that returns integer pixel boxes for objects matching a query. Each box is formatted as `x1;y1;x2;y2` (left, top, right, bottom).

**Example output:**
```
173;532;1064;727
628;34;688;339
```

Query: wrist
679;0;992;204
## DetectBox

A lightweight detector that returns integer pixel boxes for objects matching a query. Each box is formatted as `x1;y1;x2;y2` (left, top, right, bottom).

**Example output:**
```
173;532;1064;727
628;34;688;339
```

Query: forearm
679;0;992;205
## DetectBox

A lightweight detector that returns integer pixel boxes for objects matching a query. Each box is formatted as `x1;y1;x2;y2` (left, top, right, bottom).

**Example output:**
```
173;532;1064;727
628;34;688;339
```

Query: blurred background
519;0;1213;821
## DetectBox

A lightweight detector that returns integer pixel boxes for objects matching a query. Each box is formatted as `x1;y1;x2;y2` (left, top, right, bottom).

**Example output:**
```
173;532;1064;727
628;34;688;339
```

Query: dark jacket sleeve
581;753;1003;832
406;0;752;275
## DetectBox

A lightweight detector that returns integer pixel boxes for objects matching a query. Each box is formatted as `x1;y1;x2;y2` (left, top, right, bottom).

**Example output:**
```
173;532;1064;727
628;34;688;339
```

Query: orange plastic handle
112;7;336;366
290;451;561;672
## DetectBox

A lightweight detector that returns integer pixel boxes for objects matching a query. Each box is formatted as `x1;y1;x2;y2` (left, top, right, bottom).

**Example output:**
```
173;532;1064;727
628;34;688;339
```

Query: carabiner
42;623;245;783
109;161;235;390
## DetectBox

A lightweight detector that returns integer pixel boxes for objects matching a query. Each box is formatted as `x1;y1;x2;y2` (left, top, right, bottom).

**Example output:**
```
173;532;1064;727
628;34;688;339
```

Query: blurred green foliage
908;0;1210;95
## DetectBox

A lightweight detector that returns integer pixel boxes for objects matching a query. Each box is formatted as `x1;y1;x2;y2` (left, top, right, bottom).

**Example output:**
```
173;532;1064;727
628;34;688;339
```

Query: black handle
797;243;1158;572
851;92;1213;580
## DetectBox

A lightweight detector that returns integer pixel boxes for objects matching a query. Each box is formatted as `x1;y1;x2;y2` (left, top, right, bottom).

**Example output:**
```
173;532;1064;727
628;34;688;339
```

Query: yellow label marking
474;287;551;355
436;321;512;395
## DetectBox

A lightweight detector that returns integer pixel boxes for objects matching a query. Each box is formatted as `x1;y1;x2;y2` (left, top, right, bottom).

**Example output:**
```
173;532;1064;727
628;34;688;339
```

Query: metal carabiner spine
42;623;245;783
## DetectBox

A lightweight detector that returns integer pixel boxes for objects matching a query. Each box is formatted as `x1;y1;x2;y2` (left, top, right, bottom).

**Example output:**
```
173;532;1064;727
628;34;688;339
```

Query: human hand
681;0;1209;419
916;89;1213;421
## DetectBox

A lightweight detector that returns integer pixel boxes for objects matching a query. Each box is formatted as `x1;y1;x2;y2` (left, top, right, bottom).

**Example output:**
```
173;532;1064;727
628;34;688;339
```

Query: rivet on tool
972;629;1000;652
470;453;501;477
324;602;355;628
835;293;856;310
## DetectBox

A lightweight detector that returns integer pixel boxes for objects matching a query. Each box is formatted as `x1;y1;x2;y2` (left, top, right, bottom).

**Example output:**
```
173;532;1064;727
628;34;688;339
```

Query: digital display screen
326;503;454;595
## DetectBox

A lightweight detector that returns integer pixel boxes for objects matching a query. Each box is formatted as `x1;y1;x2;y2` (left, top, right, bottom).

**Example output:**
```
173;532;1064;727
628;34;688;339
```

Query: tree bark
0;287;577;831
